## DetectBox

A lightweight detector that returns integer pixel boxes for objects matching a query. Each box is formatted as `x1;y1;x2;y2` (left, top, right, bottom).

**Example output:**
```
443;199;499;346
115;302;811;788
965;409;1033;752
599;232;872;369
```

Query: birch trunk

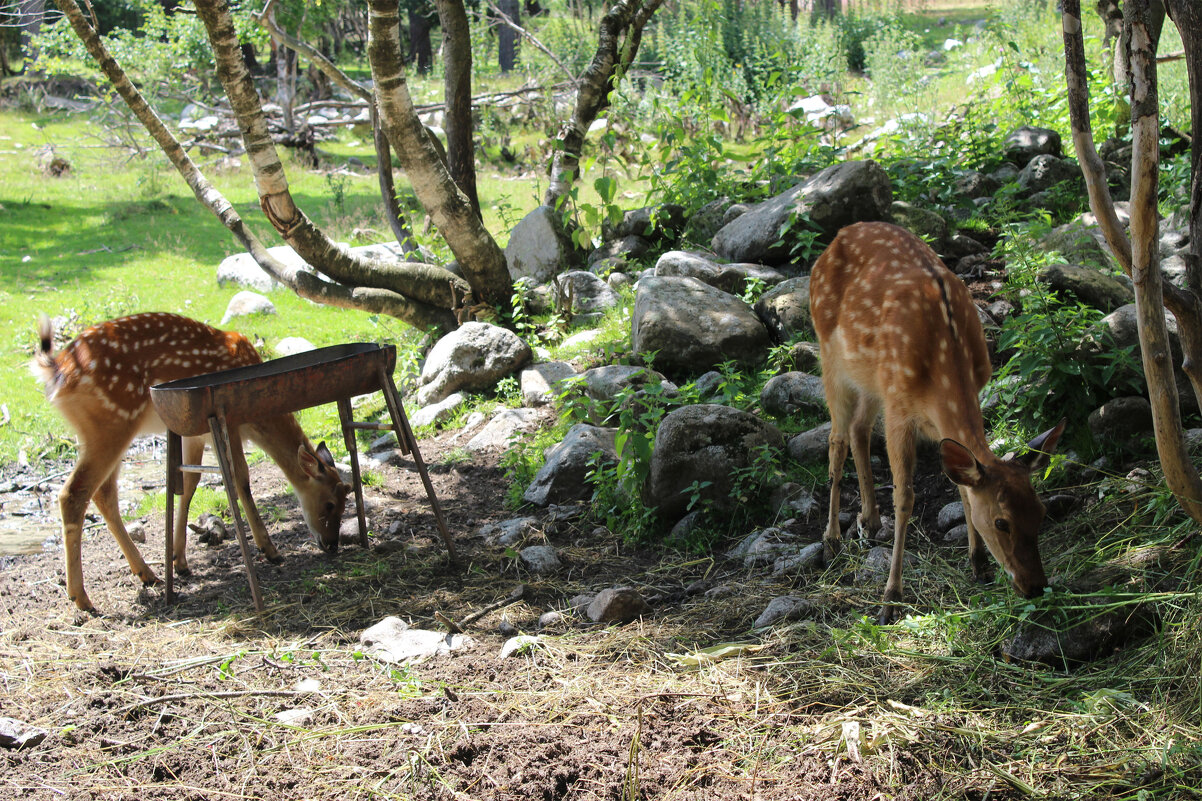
192;0;464;320
50;0;456;330
435;0;481;219
368;0;512;312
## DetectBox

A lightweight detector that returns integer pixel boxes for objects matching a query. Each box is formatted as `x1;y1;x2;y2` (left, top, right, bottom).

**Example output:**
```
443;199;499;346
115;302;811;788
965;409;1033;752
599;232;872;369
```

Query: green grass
0;97;640;467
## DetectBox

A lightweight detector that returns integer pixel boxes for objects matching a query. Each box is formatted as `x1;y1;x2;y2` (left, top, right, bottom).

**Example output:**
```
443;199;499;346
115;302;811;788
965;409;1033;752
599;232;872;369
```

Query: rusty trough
151;343;455;611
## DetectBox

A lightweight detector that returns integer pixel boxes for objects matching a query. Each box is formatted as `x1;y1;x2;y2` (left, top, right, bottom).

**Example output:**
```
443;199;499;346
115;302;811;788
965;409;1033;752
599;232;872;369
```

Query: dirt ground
0;419;1036;801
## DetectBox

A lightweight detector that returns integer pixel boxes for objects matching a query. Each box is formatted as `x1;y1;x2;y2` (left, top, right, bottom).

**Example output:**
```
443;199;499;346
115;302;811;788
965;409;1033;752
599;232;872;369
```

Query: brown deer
33;313;350;612
809;222;1065;623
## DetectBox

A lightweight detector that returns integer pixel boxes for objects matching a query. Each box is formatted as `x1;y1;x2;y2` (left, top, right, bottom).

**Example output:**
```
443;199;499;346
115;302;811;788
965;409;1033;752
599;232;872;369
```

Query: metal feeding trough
150;343;455;611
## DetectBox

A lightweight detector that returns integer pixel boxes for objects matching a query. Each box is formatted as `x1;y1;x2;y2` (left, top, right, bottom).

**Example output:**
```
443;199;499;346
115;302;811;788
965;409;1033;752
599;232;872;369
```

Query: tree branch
50;0;456;330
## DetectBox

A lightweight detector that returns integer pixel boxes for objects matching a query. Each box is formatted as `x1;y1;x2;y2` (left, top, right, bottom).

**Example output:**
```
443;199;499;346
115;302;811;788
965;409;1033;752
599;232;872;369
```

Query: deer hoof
877;603;901;625
266;553;285;565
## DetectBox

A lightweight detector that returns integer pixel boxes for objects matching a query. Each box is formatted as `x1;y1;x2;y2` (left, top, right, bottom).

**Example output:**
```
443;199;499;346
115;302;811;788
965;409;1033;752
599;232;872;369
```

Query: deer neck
244;414;312;489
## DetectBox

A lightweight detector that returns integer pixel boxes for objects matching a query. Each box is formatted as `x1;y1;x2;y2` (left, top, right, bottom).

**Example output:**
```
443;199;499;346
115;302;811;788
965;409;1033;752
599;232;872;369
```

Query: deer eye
994;518;1011;534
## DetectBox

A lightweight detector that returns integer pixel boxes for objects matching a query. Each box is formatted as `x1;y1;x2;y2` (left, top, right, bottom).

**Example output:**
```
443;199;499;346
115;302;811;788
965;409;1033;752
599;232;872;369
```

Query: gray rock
787;341;822;373
889;202;948;252
1003;608;1153;665
772;482;818;518
519;545;562;574
409;392;467;429
1016;154;1081;198
943;523;969;544
754;596;814;628
711;160;893;264
741;527;803;568
553;270;622;318
760;372;827;418
856;546;916;584
645;404;784;520
0;717;48;750
951;170;1001;200
945;233;988;259
220;290;276;324
654;250;787;295
477;516;540;546
523;424;618;506
1041;221;1113;270
216;245;314;293
692;370;725;399
1088;396;1154;442
787;423;832;464
274;336;315;357
632;275;771;377
499;635;544;658
602;203;686;242
465;408;542;452
359;617;473;663
686;197;733;243
669;510;708;541
521;362;577;407
415;322;532;406
587;587;651;623
587;235;650;271
1003;125;1063;166
1037;264;1133;312
772;542;825;577
538;610;569;628
504;205;584;284
753;276;812;343
581;364;667;403
936;501;966;532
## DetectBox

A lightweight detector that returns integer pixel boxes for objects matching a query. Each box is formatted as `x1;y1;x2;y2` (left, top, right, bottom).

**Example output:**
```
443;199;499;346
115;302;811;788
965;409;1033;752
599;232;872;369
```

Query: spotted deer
809;222;1065;623
33;313;350;612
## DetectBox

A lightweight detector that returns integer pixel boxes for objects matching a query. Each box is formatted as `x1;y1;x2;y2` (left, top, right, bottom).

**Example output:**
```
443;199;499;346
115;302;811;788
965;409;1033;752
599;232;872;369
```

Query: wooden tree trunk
369;0;513;313
1062;0;1202;521
498;0;520;73
409;6;434;75
435;0;481;219
49;0;457;330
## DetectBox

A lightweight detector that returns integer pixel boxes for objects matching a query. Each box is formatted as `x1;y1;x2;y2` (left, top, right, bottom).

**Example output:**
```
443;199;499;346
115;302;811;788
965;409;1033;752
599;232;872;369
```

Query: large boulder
505;205;583;284
553;270;621;319
1036;264;1133;312
1017;154;1081;198
523;424;618;506
645;404;784;521
753;276;812;343
710;160;893;264
760;372;827;418
1003;125;1063;166
415;322;532;406
632;275;771;377
654;251;787;295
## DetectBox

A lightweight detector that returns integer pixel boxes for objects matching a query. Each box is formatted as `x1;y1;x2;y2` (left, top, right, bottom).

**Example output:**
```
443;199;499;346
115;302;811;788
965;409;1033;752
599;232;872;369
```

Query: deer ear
941;439;986;487
1017;418;1067;472
298;444;322;478
314;441;336;468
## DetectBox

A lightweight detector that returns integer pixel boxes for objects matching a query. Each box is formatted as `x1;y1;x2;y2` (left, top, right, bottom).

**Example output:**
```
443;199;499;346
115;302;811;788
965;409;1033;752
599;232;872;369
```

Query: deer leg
960;486;991;583
58;435;134;612
172;436;206;576
91;469;159;588
849;394;882;539
879;415;917;625
227;434;282;564
822;384;857;562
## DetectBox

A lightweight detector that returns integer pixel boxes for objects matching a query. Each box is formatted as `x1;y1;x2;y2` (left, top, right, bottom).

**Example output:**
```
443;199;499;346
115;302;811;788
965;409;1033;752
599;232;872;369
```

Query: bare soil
0;423;1032;800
